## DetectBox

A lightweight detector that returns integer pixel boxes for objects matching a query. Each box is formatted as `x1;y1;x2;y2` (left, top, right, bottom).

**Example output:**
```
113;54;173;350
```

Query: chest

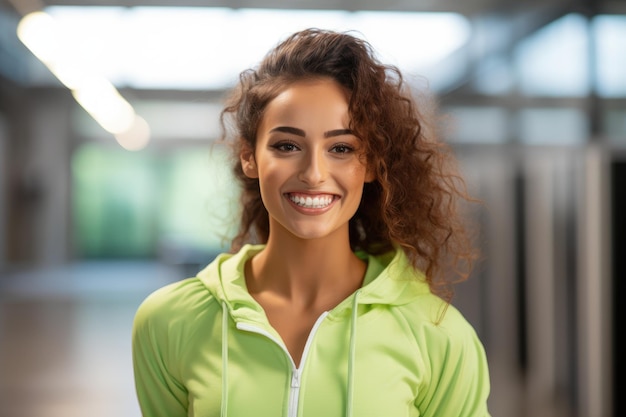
263;306;324;367
183;311;424;417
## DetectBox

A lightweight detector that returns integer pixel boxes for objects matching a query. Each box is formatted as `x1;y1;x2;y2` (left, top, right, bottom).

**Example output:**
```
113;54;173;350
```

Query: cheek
256;164;286;201
348;163;369;181
342;164;369;194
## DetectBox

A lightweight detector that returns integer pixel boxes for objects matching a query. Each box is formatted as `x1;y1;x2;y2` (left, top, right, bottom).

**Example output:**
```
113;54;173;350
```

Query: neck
247;228;366;310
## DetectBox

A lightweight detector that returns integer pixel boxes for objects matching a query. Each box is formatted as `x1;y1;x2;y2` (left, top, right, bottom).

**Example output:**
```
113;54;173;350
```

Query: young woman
133;28;491;417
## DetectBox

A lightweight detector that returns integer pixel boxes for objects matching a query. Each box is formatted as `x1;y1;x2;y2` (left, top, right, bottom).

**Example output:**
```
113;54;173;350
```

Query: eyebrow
325;129;353;138
269;126;353;138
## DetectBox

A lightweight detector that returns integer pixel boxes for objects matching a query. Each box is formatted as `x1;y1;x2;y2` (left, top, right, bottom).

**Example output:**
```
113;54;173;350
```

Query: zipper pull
291;371;300;388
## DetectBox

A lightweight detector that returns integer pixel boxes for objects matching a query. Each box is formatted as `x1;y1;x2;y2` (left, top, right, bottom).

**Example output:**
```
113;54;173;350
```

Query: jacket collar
197;244;431;323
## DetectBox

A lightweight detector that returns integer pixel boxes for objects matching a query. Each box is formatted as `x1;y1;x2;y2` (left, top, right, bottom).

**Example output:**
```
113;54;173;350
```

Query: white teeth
290;194;333;208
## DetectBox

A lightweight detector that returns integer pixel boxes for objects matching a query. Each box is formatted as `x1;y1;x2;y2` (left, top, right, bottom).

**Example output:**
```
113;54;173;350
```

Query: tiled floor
0;261;185;417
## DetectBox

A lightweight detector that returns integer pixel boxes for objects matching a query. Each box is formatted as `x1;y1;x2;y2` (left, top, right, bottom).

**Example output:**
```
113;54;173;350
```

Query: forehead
261;78;351;126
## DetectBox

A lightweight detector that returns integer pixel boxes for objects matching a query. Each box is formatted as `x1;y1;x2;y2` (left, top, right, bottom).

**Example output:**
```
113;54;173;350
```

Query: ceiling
3;0;623;14
0;0;579;80
4;0;613;21
0;0;551;15
0;0;622;95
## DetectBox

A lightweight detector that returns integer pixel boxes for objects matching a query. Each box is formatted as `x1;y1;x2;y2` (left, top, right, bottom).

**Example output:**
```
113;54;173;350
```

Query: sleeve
132;293;189;417
415;315;491;417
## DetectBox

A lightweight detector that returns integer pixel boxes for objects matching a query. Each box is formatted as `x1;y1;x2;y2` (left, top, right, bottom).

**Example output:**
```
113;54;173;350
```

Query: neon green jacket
132;244;491;417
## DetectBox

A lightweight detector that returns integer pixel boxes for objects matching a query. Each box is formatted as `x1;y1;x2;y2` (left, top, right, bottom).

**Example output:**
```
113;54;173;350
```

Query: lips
287;193;335;209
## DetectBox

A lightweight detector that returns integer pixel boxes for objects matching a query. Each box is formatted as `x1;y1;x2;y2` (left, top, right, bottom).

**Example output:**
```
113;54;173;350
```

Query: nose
298;148;327;185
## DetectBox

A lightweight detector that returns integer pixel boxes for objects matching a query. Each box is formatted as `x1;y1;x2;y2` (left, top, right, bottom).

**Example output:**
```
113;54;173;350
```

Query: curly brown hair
219;28;478;301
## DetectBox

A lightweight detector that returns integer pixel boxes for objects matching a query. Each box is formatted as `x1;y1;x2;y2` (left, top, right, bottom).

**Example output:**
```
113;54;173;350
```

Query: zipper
236;311;329;417
288;369;300;417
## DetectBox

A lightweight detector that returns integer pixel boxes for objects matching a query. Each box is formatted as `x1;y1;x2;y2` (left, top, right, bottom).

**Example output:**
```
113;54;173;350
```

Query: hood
197;244;431;322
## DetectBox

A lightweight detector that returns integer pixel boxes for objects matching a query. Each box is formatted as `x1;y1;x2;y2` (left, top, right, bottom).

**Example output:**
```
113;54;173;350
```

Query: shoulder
398;295;483;349
388;294;487;379
133;277;219;334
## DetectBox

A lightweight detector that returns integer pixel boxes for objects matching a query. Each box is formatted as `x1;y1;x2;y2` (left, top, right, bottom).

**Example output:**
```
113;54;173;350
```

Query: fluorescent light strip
17;11;150;150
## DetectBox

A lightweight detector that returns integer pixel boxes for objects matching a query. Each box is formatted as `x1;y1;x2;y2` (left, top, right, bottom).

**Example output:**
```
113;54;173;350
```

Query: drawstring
221;302;229;417
345;289;360;417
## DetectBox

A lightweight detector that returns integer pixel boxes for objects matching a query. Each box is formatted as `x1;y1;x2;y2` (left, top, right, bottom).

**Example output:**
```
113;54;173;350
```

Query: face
241;78;375;243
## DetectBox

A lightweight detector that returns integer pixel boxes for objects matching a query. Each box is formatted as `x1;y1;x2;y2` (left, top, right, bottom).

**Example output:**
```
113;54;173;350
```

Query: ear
240;146;259;179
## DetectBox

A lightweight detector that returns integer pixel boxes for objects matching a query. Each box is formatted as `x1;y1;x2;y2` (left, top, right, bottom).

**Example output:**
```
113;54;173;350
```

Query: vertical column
523;151;557;417
0;114;6;269
577;145;612;417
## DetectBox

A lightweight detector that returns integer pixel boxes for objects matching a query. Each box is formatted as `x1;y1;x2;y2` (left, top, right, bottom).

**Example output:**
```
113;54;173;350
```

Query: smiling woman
132;28;491;417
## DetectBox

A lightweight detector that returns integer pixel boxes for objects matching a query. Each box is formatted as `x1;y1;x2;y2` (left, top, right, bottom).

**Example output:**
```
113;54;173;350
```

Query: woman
133;28;491;417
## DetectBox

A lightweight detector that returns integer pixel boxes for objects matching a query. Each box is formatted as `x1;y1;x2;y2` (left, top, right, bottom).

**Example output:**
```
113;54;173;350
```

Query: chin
285;224;345;242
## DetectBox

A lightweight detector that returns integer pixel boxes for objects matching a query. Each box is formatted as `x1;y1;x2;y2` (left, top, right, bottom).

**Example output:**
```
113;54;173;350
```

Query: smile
287;193;334;209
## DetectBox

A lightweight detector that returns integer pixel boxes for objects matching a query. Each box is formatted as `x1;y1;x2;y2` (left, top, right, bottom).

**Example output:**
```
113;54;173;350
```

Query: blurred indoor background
0;0;624;416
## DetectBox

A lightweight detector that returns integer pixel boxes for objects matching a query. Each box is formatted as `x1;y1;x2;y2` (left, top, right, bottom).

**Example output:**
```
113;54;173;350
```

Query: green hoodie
132;244;491;417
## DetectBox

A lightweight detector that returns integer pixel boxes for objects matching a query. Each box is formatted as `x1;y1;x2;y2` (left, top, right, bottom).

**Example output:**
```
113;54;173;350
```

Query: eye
330;143;354;154
271;141;300;152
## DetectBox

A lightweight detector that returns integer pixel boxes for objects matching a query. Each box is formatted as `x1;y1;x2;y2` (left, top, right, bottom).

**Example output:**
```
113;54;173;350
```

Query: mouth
286;193;336;209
